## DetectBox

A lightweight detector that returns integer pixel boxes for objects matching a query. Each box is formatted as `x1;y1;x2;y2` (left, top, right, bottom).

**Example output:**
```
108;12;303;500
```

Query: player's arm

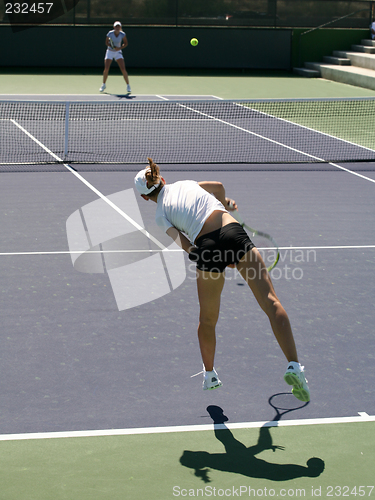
105;36;110;47
198;181;237;210
120;36;128;49
166;227;195;254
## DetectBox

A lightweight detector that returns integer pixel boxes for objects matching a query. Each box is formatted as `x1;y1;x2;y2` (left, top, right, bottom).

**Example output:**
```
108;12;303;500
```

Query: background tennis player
134;158;310;402
99;21;131;94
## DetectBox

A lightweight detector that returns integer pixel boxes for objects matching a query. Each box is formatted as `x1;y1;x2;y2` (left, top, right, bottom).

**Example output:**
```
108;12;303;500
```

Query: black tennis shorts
190;222;255;273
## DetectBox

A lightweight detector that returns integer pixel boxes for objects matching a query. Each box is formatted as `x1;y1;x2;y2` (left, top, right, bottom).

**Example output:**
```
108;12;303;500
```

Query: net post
64;101;70;161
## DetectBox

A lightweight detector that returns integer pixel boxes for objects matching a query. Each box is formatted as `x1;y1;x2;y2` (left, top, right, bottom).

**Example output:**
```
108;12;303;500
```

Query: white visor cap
134;168;161;195
113;21;122;27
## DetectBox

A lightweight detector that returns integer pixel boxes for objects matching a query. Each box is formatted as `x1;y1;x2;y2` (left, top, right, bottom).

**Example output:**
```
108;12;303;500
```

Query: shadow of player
180;405;325;483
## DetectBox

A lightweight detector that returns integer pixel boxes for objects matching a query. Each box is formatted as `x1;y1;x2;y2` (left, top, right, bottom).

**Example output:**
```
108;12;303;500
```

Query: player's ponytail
146;157;160;184
145;157;163;197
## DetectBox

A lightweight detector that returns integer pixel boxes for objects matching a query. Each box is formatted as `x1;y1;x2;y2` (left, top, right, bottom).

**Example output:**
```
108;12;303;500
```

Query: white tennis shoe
203;368;222;390
99;83;106;92
284;362;310;402
127;84;131;93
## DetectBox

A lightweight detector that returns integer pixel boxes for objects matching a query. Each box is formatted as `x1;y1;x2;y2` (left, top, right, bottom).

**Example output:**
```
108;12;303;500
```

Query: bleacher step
323;56;350;65
333;50;375;71
293;67;320;77
361;39;375;47
351;44;375;54
303;63;375;91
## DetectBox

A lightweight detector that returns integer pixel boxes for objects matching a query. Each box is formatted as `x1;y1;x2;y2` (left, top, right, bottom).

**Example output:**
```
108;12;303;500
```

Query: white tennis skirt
105;49;124;61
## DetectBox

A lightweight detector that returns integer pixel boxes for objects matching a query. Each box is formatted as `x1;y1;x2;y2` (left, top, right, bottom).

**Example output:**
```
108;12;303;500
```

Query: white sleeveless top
155;180;227;243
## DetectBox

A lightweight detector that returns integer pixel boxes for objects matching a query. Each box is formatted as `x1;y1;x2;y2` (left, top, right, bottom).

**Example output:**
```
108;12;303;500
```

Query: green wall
0;26;292;69
0;25;371;70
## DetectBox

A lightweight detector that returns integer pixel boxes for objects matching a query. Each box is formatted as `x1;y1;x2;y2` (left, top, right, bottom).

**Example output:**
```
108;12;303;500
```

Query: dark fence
1;0;374;28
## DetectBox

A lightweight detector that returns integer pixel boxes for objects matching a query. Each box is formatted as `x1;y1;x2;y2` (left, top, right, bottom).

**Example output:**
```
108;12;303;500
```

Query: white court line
10;120;168;251
0;250;183;256
1;244;374;257
3;118;209;122
155;95;218;98
0;244;374;257
0;94;212;98
0;413;373;442
278;244;375;250
179;103;375;185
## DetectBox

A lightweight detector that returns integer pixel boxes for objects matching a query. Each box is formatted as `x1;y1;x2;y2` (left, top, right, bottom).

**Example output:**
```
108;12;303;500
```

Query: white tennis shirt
155;181;227;243
107;30;126;50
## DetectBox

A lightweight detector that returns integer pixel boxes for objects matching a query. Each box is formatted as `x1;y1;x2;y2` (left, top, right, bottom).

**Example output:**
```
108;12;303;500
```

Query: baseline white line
10;120;168;251
0;413;373;442
278;245;375;250
0;250;184;256
4;118;207;122
0;245;374;257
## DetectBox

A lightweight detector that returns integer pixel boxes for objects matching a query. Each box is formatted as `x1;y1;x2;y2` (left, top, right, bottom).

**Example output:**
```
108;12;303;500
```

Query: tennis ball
190;38;198;46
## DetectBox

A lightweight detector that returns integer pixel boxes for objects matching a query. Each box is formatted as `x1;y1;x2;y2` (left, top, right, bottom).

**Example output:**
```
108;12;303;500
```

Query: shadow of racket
269;392;309;422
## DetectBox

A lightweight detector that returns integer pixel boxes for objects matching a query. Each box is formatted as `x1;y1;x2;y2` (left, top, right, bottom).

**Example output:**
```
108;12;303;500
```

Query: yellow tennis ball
190;38;198;46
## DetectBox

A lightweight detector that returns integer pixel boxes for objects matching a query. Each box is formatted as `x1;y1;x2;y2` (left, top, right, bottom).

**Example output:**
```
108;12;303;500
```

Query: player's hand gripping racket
230;207;280;272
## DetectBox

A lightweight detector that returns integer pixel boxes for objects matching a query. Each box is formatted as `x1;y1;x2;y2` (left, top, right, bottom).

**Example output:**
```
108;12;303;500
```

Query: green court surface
2;68;375;98
1;421;374;500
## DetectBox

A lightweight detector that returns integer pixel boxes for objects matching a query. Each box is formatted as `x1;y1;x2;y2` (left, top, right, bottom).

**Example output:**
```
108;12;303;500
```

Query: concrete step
293;67;320;77
361;39;375;47
323;55;351;65
304;62;375;91
351;44;375;54
333;50;375;71
305;62;324;71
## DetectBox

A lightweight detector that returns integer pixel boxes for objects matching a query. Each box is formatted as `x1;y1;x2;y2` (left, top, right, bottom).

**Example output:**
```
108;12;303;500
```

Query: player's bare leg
236;248;298;363
196;269;225;371
102;58;112;84
117;58;130;85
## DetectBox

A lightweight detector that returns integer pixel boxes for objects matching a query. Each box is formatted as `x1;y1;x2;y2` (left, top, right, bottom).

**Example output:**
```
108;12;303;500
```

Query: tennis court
0;79;374;499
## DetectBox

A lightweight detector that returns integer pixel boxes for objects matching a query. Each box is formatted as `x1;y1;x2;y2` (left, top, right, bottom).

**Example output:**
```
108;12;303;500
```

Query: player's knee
199;314;219;328
261;295;280;318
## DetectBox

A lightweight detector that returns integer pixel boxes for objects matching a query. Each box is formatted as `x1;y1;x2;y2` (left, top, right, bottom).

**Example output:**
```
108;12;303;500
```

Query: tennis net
1;98;375;167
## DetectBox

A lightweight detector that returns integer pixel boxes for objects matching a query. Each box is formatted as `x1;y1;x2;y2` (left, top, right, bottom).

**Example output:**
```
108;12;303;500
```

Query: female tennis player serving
135;158;310;402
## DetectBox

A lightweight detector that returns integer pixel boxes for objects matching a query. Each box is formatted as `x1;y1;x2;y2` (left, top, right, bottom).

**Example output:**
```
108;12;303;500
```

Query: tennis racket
269;392;309;422
231;209;280;272
108;38;115;49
